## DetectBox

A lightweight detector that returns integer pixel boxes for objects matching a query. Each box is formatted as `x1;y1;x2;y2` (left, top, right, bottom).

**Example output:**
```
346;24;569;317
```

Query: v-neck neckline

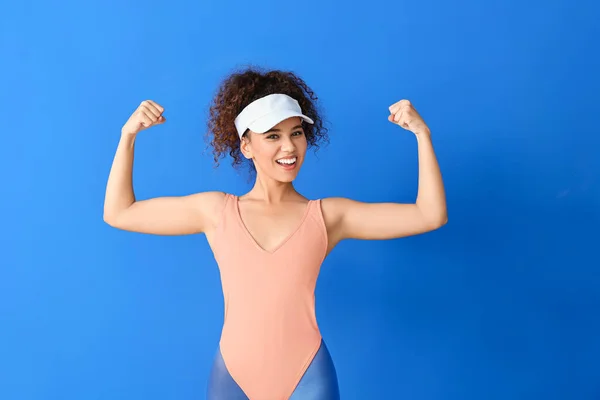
234;195;312;255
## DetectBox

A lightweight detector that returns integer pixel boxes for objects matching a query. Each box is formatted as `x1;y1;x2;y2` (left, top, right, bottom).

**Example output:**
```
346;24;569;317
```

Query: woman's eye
266;131;302;140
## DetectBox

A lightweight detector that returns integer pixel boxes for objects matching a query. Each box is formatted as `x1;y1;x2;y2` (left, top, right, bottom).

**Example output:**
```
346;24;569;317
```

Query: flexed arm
103;100;224;235
322;100;447;244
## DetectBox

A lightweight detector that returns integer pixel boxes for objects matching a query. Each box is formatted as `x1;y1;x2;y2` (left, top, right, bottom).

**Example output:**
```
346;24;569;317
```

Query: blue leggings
207;340;340;399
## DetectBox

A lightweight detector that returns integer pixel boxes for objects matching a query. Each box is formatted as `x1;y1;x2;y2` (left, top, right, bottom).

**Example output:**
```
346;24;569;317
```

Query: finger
394;109;404;123
141;109;160;123
157;115;166;124
146;99;163;111
390;99;410;115
141;105;160;121
138;111;155;127
146;100;164;115
398;101;413;116
141;101;161;119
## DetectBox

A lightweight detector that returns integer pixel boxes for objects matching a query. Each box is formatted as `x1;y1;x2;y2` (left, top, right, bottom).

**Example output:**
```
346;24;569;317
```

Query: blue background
2;0;599;398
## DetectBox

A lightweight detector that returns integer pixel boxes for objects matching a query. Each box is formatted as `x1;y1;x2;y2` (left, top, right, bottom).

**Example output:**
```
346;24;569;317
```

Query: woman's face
241;117;308;183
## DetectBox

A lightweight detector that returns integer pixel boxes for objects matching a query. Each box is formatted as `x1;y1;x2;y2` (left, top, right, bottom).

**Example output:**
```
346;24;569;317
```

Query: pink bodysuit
209;193;328;399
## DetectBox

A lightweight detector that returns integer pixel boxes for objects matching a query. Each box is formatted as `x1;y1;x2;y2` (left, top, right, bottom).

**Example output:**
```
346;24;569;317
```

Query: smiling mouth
276;157;297;169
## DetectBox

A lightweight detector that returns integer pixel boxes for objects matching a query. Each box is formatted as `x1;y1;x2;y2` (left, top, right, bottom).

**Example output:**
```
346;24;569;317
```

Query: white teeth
277;157;296;165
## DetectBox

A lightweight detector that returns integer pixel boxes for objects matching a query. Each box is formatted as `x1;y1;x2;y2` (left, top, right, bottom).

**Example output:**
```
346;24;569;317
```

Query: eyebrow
265;124;304;133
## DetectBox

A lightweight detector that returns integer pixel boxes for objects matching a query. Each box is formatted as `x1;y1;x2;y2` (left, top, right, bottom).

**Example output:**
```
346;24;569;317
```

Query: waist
223;293;318;340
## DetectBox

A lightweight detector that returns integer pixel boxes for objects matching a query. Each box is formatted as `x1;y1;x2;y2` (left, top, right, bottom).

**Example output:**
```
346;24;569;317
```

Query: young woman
103;67;447;400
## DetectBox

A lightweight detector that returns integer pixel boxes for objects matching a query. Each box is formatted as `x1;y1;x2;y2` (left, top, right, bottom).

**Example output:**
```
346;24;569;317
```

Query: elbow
438;213;448;228
435;211;448;227
103;213;115;227
428;217;447;231
417;205;448;230
103;202;132;227
424;212;447;231
439;215;448;227
103;210;120;227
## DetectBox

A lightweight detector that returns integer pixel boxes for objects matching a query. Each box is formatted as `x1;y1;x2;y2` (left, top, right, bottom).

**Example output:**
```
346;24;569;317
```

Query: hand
121;100;166;137
388;100;430;136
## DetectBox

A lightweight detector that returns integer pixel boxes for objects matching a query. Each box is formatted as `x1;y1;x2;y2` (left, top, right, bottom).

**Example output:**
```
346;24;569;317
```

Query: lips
276;156;297;170
276;156;296;164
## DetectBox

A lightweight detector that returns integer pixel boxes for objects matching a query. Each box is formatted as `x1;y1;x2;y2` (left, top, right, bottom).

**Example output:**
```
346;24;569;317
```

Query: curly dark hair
205;66;329;172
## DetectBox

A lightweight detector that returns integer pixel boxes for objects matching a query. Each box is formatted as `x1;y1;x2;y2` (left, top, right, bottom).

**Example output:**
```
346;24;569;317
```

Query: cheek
298;138;308;154
252;144;277;163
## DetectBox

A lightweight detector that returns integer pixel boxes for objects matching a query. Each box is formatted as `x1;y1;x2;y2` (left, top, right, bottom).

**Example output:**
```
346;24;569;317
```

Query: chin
275;169;301;183
272;159;303;182
277;175;298;183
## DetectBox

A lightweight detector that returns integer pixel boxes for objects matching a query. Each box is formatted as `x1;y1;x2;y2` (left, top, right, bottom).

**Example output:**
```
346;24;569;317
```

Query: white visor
234;93;314;139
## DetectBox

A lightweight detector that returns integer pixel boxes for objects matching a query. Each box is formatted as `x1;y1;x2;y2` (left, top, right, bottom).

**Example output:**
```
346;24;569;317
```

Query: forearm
103;134;137;222
414;131;447;225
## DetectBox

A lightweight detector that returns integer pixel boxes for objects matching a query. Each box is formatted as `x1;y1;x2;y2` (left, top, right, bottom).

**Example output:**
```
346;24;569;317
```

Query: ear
240;135;253;159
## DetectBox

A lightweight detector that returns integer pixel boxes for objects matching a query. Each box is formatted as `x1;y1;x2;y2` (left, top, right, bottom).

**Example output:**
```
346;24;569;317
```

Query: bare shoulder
190;190;227;211
319;197;352;246
320;196;365;228
320;197;348;223
189;190;228;225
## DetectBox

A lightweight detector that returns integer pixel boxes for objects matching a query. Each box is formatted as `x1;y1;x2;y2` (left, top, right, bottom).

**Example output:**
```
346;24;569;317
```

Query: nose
281;135;296;152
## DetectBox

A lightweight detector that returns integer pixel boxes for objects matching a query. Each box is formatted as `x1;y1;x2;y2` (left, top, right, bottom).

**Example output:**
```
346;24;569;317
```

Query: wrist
120;130;137;140
120;131;137;146
415;127;431;140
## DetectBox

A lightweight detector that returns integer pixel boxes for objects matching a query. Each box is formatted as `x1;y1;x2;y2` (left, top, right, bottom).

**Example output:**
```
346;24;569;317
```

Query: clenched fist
121;100;166;137
388;100;430;136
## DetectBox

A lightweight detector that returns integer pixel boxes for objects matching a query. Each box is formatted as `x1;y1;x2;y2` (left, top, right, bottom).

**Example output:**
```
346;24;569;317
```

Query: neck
245;173;299;204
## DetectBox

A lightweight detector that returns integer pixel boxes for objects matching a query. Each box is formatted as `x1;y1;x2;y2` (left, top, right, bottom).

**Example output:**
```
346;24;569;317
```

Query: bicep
325;197;445;241
105;191;225;235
